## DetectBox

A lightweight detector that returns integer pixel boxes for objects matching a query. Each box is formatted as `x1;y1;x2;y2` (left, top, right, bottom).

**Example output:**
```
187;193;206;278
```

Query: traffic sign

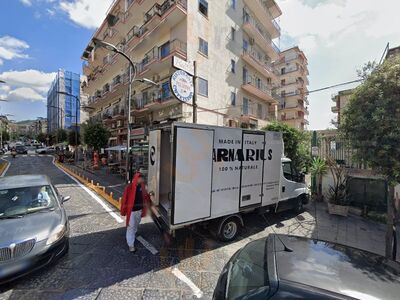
172;56;194;75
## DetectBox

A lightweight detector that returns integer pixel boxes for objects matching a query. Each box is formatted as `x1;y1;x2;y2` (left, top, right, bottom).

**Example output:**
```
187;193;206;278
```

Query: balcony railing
257;0;281;33
243;12;280;54
126;0;187;43
243;74;272;96
243;47;278;76
242;104;275;121
137;39;187;73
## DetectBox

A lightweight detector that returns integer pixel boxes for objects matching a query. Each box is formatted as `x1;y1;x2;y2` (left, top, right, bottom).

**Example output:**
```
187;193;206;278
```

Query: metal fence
347;177;387;212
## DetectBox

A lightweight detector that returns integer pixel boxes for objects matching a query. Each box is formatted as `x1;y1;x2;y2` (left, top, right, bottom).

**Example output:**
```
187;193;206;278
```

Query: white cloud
0;36;29;65
8;87;45;102
277;0;400;129
20;0;32;6
59;0;114;29
46;8;55;16
0;69;56;103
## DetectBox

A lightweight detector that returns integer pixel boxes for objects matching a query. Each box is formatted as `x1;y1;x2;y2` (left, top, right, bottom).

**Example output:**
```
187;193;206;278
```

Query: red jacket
120;173;150;226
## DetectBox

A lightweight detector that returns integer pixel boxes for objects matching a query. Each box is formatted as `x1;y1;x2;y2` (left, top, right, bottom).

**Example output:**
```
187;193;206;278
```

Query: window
198;78;208;96
281;79;285;86
282;162;293;181
231;0;236;9
243;39;248;52
281;67;286;75
243;98;249;115
257;103;262;119
199;38;208;56
231;27;236;41
231;92;236;106
231;59;236;73
199;0;208;17
160;41;170;58
161;82;171;99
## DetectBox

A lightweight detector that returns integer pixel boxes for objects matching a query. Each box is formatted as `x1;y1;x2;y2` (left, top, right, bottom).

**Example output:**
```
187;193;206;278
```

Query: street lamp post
93;38;158;182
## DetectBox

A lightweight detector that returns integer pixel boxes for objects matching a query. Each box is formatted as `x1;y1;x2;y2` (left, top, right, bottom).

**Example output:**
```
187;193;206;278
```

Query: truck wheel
218;218;240;242
293;196;304;213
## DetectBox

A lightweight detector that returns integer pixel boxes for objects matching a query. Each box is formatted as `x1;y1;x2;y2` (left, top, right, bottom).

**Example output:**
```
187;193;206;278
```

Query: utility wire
305;79;363;95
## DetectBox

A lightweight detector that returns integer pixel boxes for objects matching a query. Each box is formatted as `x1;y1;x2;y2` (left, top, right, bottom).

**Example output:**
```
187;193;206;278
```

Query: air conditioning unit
249;38;255;45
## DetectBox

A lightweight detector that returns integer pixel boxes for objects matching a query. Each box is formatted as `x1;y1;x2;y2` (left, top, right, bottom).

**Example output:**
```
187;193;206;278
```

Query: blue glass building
47;70;81;133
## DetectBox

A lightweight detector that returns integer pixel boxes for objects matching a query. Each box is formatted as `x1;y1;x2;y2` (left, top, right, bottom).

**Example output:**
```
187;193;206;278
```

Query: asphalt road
0;154;235;300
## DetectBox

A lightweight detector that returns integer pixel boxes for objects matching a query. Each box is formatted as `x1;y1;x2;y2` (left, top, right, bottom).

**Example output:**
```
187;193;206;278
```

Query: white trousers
126;210;142;247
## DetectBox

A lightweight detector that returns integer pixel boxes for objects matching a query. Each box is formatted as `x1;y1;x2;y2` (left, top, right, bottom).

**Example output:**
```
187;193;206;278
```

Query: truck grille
0;239;36;262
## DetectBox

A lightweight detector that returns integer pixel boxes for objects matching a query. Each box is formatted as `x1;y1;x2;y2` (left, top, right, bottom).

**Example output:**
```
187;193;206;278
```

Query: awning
105;145;126;151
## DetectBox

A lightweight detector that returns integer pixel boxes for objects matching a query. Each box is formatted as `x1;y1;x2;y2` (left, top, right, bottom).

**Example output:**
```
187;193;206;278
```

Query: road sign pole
193;61;197;124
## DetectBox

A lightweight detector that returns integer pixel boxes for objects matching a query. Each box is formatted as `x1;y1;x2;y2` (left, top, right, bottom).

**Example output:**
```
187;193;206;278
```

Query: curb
0;159;9;177
56;162;121;210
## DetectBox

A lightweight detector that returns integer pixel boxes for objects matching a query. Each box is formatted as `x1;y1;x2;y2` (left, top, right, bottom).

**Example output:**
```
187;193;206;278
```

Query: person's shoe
129;246;136;253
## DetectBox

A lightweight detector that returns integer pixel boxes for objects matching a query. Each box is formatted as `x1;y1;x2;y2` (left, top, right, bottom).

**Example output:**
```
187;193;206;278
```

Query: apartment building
47;69;89;133
331;88;353;127
81;0;283;146
275;46;309;130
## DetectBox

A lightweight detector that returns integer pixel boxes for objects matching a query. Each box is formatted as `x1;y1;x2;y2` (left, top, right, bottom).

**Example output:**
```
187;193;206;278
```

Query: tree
263;122;311;172
56;129;68;143
36;132;47;144
341;56;400;259
68;130;81;146
82;121;110;150
310;157;328;201
1;130;10;142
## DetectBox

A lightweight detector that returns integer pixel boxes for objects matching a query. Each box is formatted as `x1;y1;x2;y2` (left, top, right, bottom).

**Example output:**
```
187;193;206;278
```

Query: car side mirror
62;196;71;203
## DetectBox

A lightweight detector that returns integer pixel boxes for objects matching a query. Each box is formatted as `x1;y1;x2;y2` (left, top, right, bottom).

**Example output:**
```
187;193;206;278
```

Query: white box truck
148;122;309;241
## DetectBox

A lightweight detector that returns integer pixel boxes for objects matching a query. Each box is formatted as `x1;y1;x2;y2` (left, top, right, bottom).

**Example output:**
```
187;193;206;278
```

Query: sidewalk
66;163;126;200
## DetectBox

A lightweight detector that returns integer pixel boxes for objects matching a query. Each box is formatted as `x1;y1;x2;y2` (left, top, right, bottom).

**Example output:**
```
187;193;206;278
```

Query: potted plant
310;157;328;202
327;159;350;216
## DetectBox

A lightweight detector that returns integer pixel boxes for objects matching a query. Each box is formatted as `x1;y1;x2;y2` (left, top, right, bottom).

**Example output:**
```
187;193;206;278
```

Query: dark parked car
15;145;28;154
0;175;70;284
213;234;400;300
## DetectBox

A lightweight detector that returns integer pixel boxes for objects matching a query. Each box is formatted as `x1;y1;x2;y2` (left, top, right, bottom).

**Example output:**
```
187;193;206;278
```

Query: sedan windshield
0;185;56;218
225;238;270;299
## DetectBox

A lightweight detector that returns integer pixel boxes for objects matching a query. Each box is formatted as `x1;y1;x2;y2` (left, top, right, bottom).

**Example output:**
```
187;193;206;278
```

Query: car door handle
282;186;285;193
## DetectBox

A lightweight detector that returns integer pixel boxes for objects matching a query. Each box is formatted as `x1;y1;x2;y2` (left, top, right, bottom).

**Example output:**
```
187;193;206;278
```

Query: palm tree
310;157;328;201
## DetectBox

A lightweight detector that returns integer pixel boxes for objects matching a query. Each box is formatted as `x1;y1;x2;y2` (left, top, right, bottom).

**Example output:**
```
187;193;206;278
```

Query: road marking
53;159;124;224
172;267;203;298
3;155;8;158
136;235;158;255
0;160;10;177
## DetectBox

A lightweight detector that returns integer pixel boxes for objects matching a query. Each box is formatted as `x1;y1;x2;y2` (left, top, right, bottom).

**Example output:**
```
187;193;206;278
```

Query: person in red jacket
120;172;150;252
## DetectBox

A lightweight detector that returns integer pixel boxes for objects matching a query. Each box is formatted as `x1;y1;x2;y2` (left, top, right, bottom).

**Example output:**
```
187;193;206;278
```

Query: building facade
275;46;309;130
81;0;289;146
331;88;353;127
47;69;88;133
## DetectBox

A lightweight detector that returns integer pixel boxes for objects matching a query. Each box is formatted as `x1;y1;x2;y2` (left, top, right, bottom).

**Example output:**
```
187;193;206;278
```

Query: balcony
137;39;187;77
126;0;187;52
133;88;177;113
242;13;280;61
331;105;339;113
242;75;277;104
242;47;278;80
243;0;280;39
241;104;276;124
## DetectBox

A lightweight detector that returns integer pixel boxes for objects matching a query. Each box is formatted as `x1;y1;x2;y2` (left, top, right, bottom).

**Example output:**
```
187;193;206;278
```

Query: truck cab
279;157;309;212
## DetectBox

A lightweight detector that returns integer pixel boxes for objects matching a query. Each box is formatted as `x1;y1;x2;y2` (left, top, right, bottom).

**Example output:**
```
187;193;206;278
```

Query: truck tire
218;217;240;242
293;196;304;213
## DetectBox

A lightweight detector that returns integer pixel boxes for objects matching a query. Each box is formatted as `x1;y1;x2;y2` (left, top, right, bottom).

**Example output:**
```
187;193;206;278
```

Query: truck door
240;132;265;208
173;126;214;225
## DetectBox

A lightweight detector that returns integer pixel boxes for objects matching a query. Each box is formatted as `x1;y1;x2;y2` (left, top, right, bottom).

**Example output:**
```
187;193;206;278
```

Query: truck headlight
46;224;67;245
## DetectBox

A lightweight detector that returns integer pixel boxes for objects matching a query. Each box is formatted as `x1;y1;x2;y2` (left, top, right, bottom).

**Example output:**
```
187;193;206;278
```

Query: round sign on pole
170;70;194;103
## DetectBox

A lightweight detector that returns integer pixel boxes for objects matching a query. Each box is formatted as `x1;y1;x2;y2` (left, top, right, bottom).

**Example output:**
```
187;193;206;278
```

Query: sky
0;0;399;129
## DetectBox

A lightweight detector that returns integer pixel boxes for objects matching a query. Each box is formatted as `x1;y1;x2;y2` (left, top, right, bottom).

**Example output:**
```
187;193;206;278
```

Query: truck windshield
225;238;270;299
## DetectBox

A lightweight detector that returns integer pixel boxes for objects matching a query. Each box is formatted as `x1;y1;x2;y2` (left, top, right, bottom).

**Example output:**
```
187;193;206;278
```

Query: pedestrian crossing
2;154;53;158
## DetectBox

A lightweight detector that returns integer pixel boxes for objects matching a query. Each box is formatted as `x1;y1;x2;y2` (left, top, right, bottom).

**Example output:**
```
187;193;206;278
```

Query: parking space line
3;155;8;158
53;159;124;224
137;235;158;255
172;267;203;298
